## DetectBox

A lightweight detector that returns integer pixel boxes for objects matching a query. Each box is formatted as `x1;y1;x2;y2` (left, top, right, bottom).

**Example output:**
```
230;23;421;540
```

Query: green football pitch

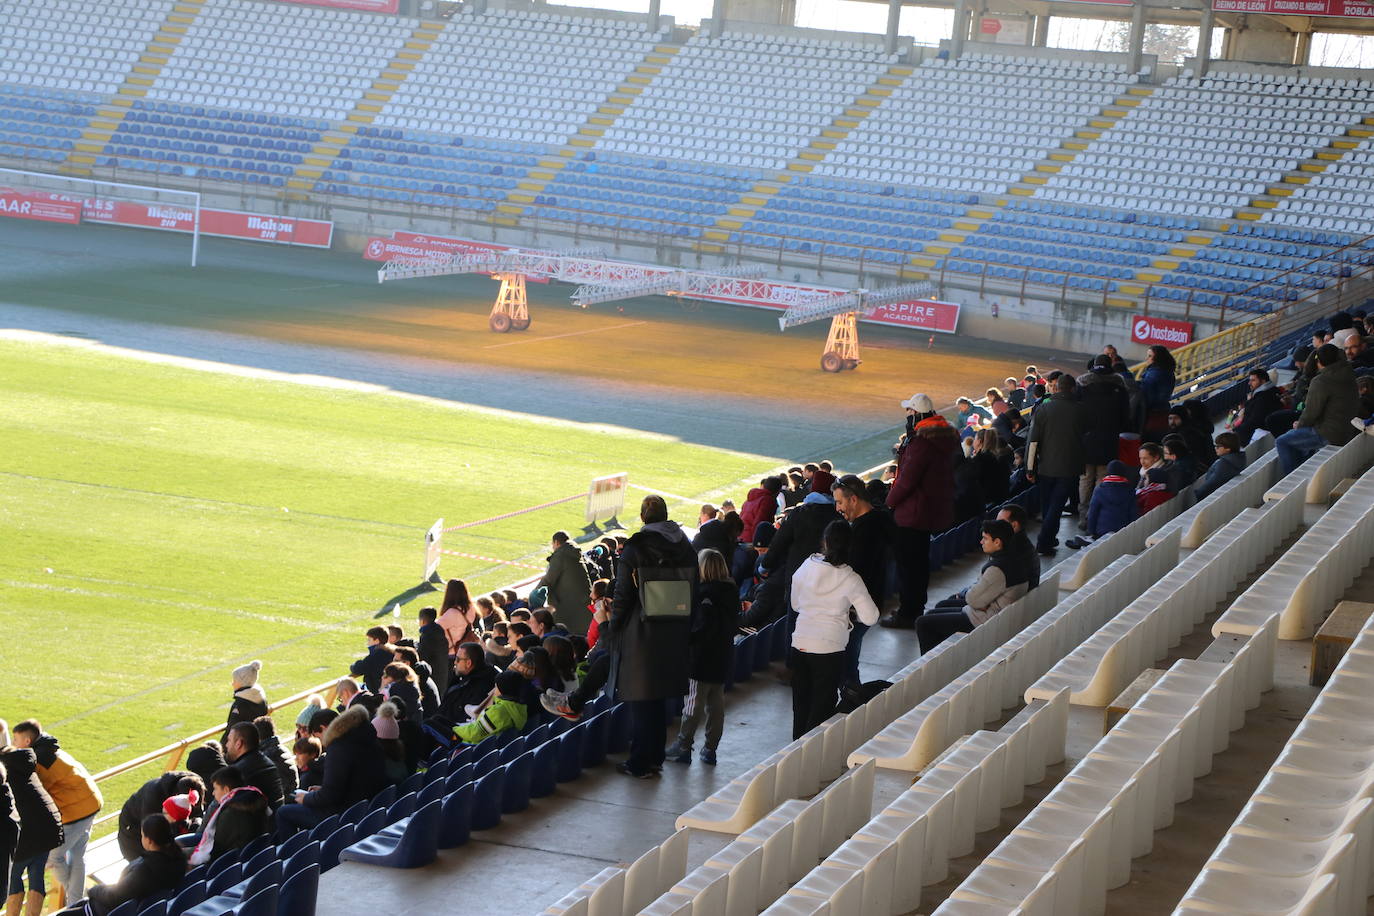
0;331;780;815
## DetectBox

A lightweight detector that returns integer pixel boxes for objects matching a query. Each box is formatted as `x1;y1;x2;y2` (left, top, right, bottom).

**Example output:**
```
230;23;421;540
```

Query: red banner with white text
1213;0;1374;15
1131;315;1194;348
80;199;333;247
0;188;82;224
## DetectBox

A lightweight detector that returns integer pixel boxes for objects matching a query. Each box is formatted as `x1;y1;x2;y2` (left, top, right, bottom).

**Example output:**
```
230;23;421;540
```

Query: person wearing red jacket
880;393;959;629
739;476;783;542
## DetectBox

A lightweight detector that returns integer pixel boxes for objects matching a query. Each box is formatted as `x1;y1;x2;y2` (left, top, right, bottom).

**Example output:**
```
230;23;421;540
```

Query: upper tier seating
1267;136;1374;237
374;9;664;147
817;53;1134;196
149;0;414;122
0;0;176;96
599;31;895;171
1040;70;1372;220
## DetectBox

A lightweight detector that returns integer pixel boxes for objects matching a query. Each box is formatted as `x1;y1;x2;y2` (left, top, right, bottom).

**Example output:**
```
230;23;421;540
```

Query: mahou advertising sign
1131;315;1194;348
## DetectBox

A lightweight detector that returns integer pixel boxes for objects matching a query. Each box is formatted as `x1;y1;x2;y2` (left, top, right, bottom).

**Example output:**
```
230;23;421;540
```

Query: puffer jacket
0;747;62;861
887;416;959;532
30;733;101;824
302;706;387;816
963;547;1032;626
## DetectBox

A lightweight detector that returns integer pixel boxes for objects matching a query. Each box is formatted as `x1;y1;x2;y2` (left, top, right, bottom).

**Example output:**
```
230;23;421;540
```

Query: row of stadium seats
0;0;174;95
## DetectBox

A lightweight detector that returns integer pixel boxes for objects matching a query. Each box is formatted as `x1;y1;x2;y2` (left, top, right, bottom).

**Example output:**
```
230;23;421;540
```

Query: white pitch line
482;320;646;350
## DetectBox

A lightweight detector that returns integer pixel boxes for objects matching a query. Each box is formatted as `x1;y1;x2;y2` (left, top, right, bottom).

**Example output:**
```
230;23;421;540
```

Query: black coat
229;749;284;811
1028;392;1087;479
846;508;895;607
953;456;985;523
607;524;697;702
221;689;268;745
0;747;61;861
762;501;842;580
435;665;496;723
0;779;18;885
413;661;441;718
86;845;188;916
117;771;199;863
303;709;387;816
1078;373;1132;465
259;735;298;799
208;788;269;862
1235;384;1285;447
350;645;393;694
383;679;423;722
689;580;741;683
691;519;735;562
973;450;1010;506
417;623;451;695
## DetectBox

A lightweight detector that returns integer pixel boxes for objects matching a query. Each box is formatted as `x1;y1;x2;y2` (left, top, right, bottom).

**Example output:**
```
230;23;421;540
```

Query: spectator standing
761;483;842;612
665;549;740;766
740;477;783;538
882;393;958;628
830;475;894;687
1;720;62;916
788;523;880;739
1077;355;1131;510
1276;344;1360;473
537;531;593;635
1028;374;1087;557
220;661;267;744
1138;345;1177;437
0;763;16;910
693;509;742;563
416;606;450;695
606;496;698;778
437;579;480;659
349;627;394;694
916;520;1032;653
11;722;100;909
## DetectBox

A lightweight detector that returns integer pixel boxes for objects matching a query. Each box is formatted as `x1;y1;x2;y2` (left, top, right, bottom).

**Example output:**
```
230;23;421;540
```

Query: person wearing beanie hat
294;695;325;739
1068;459;1139;549
452;669;529;746
161;789;199;826
883;392;958;627
370;703;407;786
115;770;204;864
221;661;267;745
808;469;837;495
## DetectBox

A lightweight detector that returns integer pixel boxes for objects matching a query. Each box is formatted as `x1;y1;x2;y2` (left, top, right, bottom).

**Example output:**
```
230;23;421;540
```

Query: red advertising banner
273;0;398;13
869;299;962;334
1213;0;1374;15
1131;315;1194;348
0;188;82;224
80;199;332;247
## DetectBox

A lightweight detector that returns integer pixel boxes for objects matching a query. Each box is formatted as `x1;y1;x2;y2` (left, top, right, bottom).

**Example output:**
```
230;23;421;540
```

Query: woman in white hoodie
788;522;881;739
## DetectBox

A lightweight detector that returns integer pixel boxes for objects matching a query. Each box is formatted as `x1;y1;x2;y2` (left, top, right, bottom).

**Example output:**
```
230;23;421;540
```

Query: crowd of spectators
6;307;1374;911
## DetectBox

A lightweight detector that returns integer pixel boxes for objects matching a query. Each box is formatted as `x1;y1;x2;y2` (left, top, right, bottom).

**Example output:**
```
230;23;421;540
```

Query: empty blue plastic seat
339;799;440;869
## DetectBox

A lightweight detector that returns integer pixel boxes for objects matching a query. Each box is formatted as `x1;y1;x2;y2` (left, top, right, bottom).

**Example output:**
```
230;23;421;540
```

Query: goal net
0;167;202;266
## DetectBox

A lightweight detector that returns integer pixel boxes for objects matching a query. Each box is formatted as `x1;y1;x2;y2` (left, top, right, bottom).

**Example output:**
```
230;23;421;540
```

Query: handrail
88;679;342;829
13;145;1366;328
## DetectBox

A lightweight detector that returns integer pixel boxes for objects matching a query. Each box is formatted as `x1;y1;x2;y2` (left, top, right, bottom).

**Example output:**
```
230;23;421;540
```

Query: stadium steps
285;20;448;194
696;63;916;252
903;86;1156;280
1104;111;1374;307
492;44;683;223
61;0;208;176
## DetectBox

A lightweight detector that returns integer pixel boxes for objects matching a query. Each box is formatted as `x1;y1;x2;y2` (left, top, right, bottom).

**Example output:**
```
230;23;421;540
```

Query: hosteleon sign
1131;315;1194;348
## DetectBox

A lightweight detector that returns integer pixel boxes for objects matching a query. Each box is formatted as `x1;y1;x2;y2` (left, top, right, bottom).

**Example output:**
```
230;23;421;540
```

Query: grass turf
0;332;779;821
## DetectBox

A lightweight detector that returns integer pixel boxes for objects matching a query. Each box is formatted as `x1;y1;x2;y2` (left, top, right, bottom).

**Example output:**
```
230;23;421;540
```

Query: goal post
0;167;201;266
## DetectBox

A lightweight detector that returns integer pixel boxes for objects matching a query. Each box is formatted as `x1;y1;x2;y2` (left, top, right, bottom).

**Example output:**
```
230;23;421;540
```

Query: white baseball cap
900;393;934;413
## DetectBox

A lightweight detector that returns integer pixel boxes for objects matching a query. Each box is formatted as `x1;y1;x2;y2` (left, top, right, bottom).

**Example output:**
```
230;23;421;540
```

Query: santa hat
163;789;199;822
232;660;262;690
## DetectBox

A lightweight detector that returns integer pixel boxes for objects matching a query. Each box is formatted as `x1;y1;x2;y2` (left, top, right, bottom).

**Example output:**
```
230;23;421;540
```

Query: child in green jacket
453;669;529;745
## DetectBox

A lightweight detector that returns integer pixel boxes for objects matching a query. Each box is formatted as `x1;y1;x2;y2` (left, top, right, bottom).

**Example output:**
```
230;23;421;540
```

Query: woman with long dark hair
786;523;881;739
1139;345;1177;438
57;815;187;916
438;578;479;658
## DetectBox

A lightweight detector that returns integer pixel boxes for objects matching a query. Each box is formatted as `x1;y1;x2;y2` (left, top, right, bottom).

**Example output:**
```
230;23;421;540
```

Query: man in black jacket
223;722;284;811
251;717;297;802
116;771;204;863
831;475;894;686
761;491;842;615
1028;375;1087;557
434;643;496;723
349;627;393;694
1077;356;1131;511
607;496;697;778
1234;368;1285;448
416;606;451;695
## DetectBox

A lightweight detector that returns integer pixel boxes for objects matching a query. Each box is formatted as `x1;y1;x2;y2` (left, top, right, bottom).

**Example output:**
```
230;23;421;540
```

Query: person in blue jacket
1068;460;1138;549
1192;432;1246;501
